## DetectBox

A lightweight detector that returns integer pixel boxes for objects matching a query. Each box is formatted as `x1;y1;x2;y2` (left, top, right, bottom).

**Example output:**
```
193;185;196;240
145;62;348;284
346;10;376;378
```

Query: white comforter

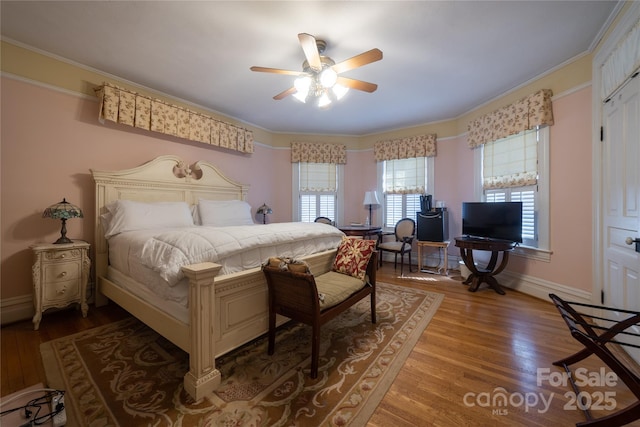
138;222;344;286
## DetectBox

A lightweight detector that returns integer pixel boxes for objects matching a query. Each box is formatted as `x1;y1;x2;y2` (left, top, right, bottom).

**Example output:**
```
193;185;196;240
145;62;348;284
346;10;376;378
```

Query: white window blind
298;162;338;222
383;157;426;194
300;194;335;222
385;193;421;228
483;129;538;190
300;163;337;192
486;187;537;245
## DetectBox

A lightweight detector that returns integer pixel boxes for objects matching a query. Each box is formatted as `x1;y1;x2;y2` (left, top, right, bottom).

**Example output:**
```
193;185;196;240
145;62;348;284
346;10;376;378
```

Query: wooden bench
262;252;377;378
549;293;640;426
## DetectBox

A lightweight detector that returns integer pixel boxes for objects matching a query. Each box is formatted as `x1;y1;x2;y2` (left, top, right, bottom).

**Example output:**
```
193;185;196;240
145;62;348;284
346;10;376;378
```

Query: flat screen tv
462;202;523;243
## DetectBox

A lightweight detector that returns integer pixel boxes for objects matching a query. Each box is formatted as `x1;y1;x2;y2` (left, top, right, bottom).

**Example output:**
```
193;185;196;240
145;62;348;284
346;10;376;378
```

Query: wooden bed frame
91;155;337;401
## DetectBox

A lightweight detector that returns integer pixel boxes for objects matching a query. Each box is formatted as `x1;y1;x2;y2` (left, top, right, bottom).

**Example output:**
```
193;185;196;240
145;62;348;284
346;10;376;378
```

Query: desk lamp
43;198;84;244
363;191;380;226
257;203;273;224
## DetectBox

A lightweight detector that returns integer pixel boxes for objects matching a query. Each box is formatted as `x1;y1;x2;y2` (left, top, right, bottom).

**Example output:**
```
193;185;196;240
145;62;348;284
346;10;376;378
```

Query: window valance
291;142;346;164
374;134;437;162
467;89;553;148
95;82;254;154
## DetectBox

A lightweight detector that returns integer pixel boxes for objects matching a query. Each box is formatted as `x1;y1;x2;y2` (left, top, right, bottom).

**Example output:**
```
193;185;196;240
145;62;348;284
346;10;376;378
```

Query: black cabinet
417;210;449;242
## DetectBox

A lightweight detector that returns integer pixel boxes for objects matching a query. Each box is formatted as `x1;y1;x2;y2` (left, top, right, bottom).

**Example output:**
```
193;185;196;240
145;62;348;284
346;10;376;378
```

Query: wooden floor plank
1;264;638;426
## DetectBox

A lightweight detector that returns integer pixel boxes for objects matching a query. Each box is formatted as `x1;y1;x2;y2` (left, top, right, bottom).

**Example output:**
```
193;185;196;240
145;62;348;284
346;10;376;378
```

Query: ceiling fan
250;33;383;107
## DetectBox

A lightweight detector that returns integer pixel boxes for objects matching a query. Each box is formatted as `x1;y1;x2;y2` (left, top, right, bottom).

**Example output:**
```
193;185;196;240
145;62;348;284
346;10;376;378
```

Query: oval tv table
455;236;517;295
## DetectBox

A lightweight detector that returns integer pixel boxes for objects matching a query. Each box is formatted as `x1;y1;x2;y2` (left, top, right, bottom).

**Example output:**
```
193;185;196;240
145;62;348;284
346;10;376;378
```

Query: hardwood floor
2;264;638;426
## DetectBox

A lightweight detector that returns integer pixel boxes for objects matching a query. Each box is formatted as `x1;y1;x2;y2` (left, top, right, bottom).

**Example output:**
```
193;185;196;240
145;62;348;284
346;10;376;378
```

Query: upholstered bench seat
262;237;378;378
315;271;367;309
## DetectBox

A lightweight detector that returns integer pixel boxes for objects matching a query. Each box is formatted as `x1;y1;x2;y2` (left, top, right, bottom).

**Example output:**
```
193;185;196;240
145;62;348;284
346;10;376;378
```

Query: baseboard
1;294;35;326
1;282;96;326
498;270;592;304
386;250;592;304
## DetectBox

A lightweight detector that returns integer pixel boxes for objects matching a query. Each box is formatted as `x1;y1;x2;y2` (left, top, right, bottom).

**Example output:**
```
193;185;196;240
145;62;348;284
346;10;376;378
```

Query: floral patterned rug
40;283;443;426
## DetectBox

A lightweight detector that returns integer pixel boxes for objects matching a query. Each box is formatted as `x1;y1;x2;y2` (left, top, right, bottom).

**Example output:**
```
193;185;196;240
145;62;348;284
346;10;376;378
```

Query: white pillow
103;200;194;238
197;199;255;227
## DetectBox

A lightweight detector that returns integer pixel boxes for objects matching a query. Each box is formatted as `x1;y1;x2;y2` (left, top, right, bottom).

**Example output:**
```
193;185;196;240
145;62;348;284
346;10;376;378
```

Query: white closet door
602;74;640;363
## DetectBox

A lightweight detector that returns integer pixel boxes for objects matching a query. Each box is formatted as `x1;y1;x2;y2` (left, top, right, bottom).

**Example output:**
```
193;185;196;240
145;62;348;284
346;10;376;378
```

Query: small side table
417;240;450;275
454;237;516;295
31;240;91;330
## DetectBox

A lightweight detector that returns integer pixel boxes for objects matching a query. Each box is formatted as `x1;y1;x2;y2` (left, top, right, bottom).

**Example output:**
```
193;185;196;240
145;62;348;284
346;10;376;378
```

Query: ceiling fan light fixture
319;68;338;88
251;33;382;107
293;76;312;102
318;92;332;108
332;84;349;100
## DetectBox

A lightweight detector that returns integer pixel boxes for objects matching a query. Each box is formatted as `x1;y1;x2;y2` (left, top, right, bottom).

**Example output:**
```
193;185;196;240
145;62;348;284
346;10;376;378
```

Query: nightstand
31;241;90;330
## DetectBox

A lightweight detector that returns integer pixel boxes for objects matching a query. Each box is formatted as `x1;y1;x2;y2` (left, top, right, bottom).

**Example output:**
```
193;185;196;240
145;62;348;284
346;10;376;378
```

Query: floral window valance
291;142;346;164
373;133;437;162
466;89;553;148
95;82;254;154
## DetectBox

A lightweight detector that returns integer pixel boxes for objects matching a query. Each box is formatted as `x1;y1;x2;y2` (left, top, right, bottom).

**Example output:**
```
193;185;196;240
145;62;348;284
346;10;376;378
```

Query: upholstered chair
314;216;334;225
377;218;415;275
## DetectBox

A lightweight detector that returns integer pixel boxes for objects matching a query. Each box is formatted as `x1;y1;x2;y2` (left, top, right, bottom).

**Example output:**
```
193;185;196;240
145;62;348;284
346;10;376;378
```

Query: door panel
602;75;640;363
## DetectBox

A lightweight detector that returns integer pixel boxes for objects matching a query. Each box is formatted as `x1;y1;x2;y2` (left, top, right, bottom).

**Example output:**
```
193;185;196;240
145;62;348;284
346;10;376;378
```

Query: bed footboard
182;262;223;401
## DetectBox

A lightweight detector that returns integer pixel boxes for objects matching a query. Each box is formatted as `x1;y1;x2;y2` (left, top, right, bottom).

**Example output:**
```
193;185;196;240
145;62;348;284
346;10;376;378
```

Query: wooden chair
549;293;640;426
262;252;377;378
314;216;334;225
377;218;415;275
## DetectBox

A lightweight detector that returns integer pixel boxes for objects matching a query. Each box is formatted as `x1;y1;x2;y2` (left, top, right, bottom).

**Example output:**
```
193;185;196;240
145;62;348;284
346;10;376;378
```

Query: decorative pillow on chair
332;236;376;281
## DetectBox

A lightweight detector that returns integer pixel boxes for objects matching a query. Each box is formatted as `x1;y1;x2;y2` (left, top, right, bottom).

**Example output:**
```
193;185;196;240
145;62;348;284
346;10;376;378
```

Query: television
462;202;523;243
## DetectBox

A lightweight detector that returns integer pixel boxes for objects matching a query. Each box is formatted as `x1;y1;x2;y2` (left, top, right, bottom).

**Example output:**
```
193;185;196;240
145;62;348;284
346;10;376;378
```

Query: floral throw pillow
332;236;376;281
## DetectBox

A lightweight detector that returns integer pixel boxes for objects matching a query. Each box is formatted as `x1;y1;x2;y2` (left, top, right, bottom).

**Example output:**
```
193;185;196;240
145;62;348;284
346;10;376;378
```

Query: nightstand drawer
43;262;80;283
43;279;80;303
44;248;81;262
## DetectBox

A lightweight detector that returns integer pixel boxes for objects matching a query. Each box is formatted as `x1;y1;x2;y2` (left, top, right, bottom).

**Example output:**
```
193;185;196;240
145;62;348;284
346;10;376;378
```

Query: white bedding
108;222;344;293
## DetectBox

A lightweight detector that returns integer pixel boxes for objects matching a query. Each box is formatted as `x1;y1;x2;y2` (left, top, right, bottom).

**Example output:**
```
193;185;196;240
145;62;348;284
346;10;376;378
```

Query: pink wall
1;78;287;299
1;77;594;304
507;87;593;290
433;135;477;260
344;150;379;225
433;87;594;291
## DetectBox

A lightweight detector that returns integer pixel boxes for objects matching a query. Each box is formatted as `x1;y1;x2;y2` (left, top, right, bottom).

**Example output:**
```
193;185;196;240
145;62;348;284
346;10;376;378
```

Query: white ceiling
1;1;619;136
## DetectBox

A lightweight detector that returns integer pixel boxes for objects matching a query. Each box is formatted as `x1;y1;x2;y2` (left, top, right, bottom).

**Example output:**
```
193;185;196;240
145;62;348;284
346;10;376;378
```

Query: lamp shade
43;198;83;244
256;203;273;215
256;203;273;224
363;191;380;206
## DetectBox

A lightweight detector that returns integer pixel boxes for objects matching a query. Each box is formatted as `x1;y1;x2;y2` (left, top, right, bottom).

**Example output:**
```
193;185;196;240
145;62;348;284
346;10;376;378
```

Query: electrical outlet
51;393;66;427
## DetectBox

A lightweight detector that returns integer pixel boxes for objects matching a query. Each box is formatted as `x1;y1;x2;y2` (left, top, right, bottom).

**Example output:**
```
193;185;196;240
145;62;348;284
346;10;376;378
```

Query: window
293;162;343;223
378;157;434;228
300;194;335;222
477;127;549;254
385;194;421;227
485;187;537;247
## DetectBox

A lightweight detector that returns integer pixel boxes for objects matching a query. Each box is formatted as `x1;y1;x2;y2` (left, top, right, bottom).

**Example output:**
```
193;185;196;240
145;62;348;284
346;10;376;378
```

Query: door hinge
600;126;604;142
601;290;605;304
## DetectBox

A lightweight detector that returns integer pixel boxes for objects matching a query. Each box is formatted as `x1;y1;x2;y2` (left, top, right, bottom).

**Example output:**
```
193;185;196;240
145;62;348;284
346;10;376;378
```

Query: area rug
40;282;443;426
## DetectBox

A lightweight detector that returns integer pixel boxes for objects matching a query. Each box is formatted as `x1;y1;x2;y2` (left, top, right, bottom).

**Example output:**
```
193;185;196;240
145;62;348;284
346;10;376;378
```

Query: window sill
512;245;552;262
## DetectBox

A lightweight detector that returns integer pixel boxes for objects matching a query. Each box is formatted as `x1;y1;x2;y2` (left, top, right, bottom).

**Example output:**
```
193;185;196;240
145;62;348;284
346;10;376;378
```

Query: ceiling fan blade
298;33;322;72
332;48;383;74
336;76;378;93
273;87;297;100
250;66;304;76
